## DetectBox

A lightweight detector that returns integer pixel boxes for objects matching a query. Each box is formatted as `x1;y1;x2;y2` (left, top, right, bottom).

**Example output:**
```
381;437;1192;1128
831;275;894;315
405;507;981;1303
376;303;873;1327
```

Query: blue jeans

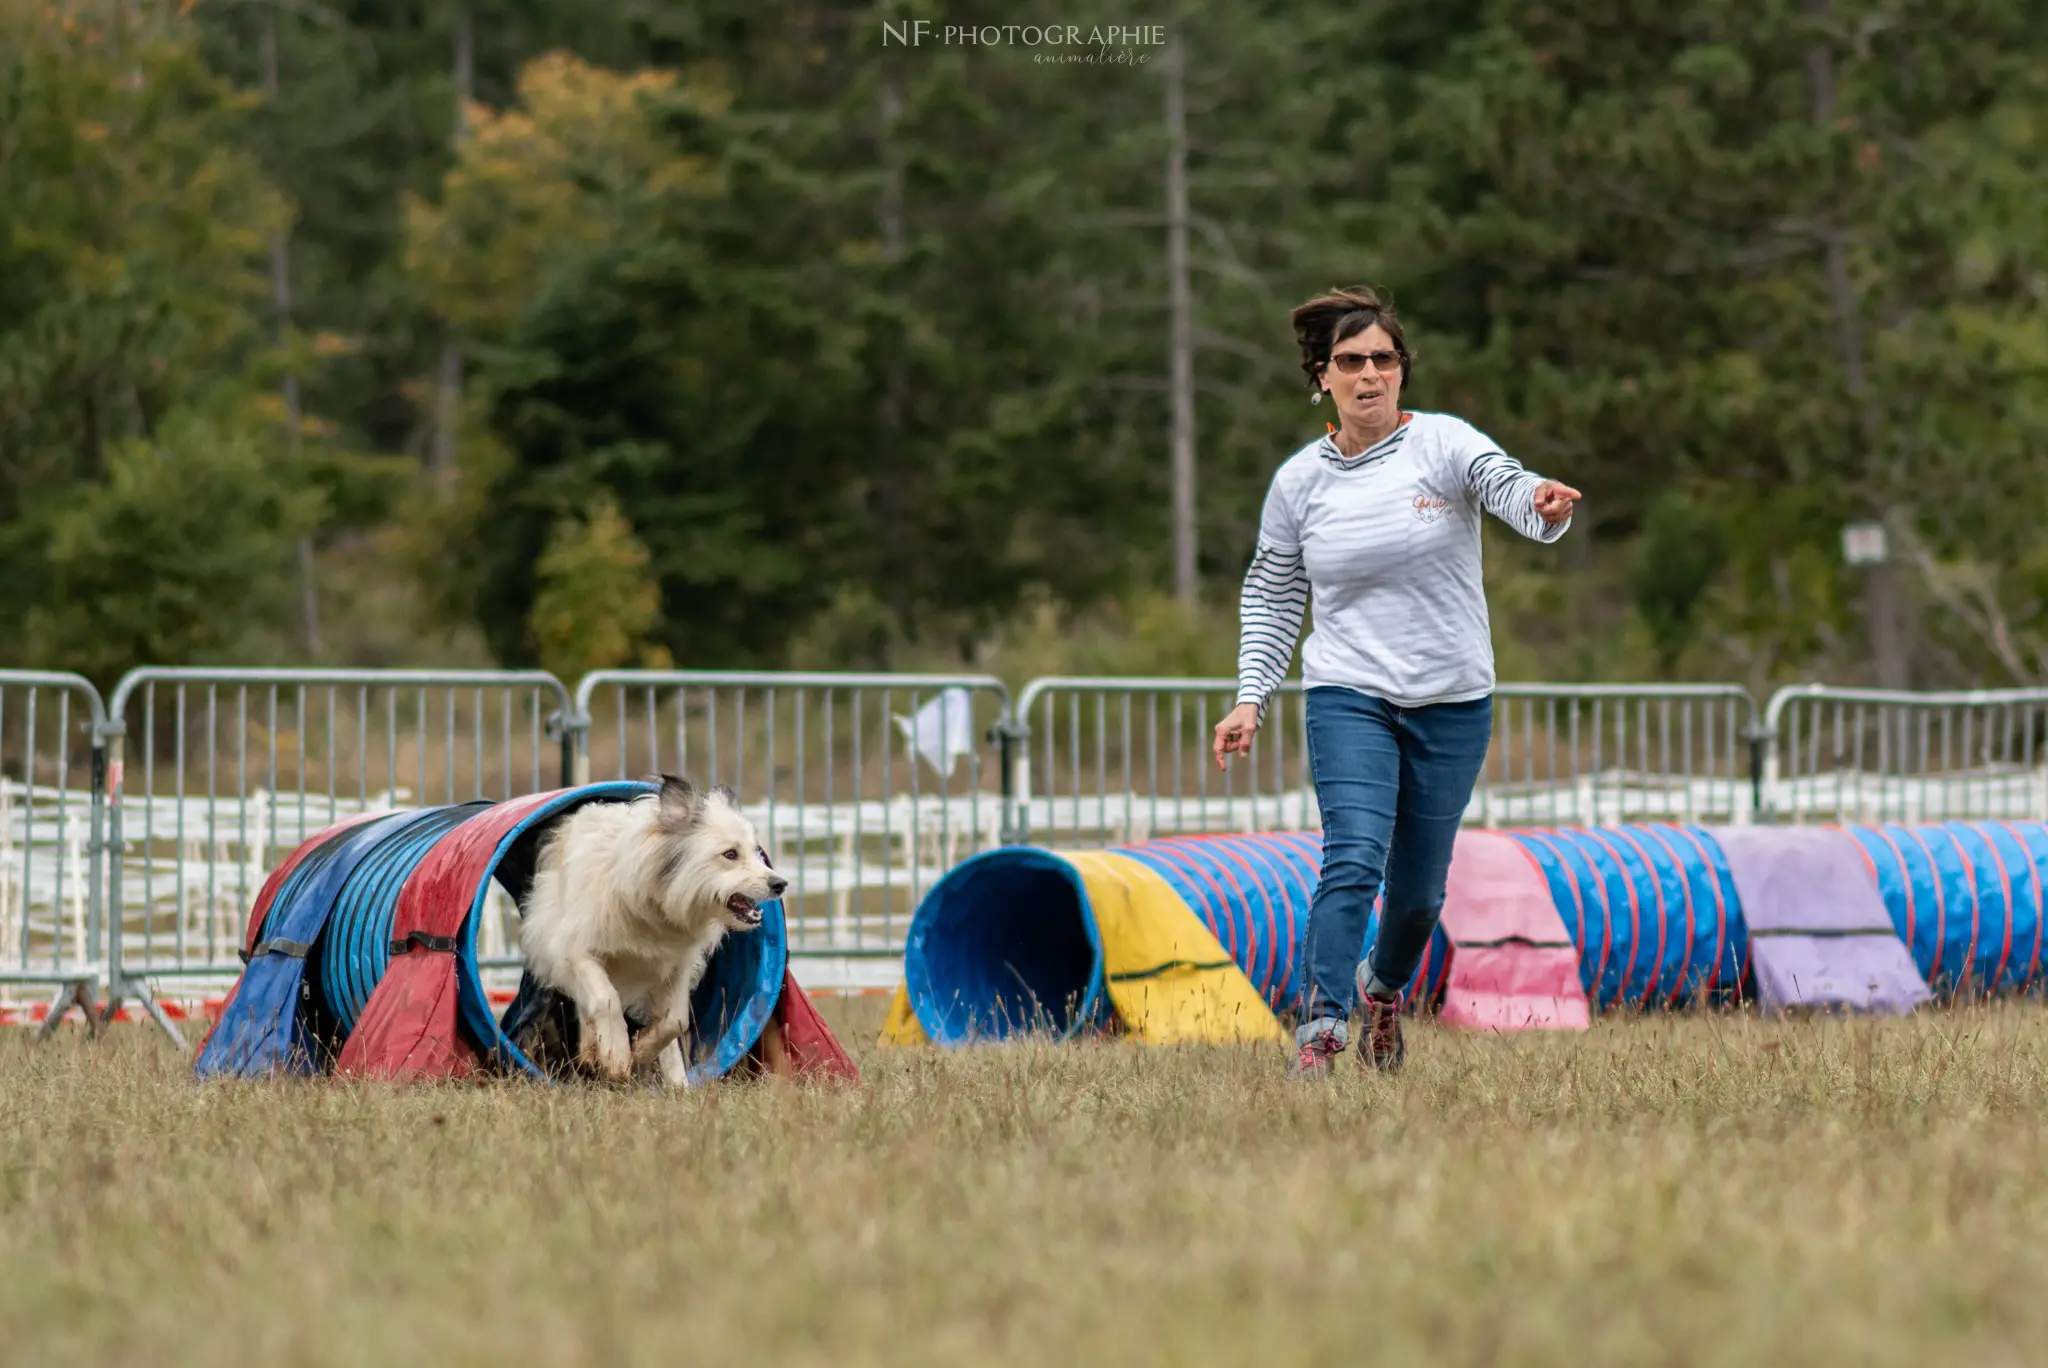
1296;687;1493;1045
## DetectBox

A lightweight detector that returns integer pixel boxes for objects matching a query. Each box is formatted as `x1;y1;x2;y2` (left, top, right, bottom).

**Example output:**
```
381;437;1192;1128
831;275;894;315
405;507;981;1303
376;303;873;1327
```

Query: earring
1310;391;1322;405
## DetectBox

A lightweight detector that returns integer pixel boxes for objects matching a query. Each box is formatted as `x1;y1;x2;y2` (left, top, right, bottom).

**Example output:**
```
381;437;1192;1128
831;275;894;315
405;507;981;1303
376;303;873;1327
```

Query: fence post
82;721;109;1036
93;713;159;1038
552;704;591;789
993;709;1030;846
1745;712;1776;825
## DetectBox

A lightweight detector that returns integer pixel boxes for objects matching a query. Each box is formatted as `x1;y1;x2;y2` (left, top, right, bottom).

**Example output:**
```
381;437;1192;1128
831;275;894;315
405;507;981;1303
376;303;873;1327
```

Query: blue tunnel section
199;784;788;1082
904;847;1110;1046
681;895;791;1083
1503;826;1747;1010
1115;833;1318;1011
1843;821;2048;1000
318;801;493;1039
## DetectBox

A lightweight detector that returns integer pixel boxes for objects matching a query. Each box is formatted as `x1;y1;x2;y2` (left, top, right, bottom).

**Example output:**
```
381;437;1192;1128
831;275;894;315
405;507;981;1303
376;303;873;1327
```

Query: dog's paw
631;1018;685;1071
597;1040;634;1083
656;1038;692;1089
578;1016;634;1083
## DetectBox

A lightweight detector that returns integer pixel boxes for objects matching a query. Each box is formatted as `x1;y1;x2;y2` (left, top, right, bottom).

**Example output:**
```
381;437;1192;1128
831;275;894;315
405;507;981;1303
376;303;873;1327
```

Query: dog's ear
655;773;699;821
709;782;738;809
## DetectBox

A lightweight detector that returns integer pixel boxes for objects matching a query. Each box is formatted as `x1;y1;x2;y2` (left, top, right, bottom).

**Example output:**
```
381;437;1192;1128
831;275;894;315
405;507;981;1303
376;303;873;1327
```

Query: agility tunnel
883;822;2048;1048
881;830;1582;1047
195;782;858;1085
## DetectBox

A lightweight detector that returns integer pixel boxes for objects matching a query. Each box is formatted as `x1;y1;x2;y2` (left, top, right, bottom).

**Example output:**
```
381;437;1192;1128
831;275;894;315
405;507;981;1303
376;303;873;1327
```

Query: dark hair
1290;286;1412;394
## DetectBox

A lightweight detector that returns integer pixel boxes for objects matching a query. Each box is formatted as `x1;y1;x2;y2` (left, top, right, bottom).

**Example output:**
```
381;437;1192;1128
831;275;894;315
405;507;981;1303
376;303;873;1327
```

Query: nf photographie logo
882;20;1165;65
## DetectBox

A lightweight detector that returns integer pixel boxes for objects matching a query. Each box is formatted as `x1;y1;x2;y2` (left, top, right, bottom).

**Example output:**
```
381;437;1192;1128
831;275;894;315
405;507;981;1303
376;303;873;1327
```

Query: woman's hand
1212;702;1262;771
1533;479;1581;526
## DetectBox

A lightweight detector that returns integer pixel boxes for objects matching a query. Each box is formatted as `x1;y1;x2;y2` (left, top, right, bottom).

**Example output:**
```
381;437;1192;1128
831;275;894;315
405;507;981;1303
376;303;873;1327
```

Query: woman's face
1320;322;1404;428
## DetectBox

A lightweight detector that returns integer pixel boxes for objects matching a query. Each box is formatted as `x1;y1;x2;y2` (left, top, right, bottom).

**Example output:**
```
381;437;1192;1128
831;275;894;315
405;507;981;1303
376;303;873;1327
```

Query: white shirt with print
1235;410;1570;712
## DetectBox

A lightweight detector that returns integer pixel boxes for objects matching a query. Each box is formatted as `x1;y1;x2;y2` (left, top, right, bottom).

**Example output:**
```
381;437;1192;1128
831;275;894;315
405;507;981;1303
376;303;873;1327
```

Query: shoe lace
1297;1033;1341;1062
1365;996;1401;1046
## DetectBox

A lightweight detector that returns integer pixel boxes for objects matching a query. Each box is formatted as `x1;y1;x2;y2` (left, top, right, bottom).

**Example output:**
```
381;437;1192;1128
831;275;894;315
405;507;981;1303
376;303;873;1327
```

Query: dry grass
6;1000;2048;1365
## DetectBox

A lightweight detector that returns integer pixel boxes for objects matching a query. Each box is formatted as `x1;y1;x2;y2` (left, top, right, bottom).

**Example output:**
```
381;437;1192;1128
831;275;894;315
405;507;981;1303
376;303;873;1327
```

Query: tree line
4;0;2044;694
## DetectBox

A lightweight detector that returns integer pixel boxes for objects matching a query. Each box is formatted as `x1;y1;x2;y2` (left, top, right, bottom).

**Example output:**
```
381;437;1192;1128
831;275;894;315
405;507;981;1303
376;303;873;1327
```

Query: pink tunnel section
1436;830;1591;1032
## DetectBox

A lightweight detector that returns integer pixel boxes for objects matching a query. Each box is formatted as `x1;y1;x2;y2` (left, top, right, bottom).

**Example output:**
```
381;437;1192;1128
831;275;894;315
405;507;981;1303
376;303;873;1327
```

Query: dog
517;774;784;1087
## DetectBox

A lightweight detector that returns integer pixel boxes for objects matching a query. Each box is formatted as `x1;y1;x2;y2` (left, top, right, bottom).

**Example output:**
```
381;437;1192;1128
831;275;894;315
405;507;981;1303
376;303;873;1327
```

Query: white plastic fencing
2;666;2044;1035
1760;685;2048;824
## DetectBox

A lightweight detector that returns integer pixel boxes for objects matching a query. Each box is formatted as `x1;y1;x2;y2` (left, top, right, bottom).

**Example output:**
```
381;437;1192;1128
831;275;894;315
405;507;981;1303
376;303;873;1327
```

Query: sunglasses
1327;349;1404;376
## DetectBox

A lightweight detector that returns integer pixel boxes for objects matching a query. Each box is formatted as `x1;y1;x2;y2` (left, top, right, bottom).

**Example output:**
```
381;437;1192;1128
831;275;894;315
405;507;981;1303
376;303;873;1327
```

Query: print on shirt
1412;493;1450;525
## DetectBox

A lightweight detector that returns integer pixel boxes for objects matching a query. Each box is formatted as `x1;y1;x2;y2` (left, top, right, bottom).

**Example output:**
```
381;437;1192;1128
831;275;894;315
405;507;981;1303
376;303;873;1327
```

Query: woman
1211;287;1580;1078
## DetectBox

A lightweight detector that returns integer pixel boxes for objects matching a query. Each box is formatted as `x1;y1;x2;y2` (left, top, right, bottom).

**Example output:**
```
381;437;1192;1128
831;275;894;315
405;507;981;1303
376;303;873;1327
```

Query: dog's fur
518;775;783;1086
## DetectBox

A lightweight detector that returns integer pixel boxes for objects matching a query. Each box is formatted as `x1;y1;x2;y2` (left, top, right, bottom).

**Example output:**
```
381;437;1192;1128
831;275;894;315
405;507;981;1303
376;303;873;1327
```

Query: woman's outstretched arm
1453;420;1578;543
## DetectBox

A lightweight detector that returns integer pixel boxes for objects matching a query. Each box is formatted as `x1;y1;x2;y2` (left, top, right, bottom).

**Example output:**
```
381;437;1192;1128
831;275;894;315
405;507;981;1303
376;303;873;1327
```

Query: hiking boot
1288;1029;1345;1079
1359;993;1405;1074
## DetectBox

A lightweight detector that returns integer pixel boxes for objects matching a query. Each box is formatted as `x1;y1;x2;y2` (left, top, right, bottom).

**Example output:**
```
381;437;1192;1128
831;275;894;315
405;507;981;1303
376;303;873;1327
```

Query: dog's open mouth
726;893;763;925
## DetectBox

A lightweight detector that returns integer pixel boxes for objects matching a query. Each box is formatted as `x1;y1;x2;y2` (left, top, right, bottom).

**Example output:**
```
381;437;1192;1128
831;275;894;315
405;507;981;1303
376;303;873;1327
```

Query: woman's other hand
1213;702;1262;770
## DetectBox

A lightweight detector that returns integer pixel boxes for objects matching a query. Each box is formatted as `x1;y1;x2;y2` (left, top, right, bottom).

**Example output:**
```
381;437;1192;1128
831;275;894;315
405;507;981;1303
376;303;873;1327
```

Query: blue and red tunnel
195;782;857;1084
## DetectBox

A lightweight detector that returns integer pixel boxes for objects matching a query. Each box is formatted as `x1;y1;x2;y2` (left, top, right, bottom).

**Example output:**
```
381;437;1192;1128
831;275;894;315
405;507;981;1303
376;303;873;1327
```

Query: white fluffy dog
518;775;784;1087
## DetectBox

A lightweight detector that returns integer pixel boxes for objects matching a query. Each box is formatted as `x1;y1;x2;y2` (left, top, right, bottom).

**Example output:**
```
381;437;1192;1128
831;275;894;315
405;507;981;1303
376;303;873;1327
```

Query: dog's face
651;774;785;932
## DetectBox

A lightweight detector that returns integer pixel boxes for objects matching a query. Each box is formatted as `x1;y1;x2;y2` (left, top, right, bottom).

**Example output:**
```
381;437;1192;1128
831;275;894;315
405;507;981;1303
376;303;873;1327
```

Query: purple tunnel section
1708;826;1932;1016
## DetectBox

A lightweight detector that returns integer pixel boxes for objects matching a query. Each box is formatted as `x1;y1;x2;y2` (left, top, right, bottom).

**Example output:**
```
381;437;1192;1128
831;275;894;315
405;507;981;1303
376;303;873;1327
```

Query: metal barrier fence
1008;678;1761;847
0;671;108;1036
0;663;2042;1045
1760;685;2048;824
570;670;1013;962
100;668;577;1040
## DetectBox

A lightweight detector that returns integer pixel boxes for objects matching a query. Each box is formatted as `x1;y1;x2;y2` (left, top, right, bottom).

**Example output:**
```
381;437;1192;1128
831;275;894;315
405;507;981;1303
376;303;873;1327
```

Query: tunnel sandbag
1844;822;2048;999
755;967;862;1080
334;784;619;1079
1504;826;1747;1009
1708;826;1931;1016
1434;830;1589;1031
1068;851;1287;1044
194;810;399;1073
900;844;1285;1046
199;807;482;1078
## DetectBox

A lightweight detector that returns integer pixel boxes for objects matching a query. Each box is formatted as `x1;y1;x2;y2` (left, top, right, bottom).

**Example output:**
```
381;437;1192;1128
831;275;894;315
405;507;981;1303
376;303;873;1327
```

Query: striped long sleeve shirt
1234;411;1571;714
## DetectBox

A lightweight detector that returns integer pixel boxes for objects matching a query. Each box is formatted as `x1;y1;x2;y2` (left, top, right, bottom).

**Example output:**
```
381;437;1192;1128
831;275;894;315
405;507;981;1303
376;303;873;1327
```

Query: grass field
5;999;2048;1366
